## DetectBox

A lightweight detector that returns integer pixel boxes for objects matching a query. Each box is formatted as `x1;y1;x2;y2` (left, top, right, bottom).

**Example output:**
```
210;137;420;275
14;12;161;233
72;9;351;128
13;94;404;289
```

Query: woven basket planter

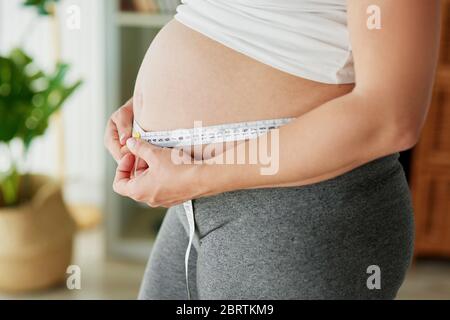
0;175;76;293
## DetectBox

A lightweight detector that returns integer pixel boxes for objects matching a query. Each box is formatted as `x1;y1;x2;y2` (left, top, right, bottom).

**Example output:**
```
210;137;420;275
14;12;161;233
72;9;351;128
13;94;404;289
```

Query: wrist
192;163;233;198
193;161;266;199
192;163;220;198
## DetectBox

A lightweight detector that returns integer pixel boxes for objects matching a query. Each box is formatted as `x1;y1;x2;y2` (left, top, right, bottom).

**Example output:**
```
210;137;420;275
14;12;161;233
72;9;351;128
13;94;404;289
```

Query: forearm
198;91;414;196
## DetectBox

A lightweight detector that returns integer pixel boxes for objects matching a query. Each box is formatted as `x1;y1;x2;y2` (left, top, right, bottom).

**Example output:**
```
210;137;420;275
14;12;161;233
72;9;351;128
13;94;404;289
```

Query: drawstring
183;200;195;300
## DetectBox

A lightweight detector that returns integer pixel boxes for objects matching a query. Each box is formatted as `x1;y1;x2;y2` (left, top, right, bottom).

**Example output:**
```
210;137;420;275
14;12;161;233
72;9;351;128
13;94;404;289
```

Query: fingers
136;157;148;170
112;151;187;208
130;157;148;179
113;153;149;203
113;137;188;208
112;153;135;196
133;157;149;177
126;138;160;163
105;98;134;162
112;99;134;145
120;144;130;155
104;119;123;162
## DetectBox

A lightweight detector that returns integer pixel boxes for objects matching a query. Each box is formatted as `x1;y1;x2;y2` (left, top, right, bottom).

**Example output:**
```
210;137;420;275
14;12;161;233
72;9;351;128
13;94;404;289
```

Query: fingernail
120;134;126;144
126;138;136;149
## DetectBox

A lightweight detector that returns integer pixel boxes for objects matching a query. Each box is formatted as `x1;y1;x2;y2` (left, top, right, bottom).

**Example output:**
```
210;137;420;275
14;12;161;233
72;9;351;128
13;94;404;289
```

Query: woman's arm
199;0;441;195
112;0;441;208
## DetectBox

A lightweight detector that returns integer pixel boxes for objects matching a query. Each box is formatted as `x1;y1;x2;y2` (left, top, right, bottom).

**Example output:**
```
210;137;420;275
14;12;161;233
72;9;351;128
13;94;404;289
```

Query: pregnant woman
105;0;440;299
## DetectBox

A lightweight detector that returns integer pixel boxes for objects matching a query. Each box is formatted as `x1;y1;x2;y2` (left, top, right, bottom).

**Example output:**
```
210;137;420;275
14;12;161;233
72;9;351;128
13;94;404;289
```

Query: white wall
0;0;106;206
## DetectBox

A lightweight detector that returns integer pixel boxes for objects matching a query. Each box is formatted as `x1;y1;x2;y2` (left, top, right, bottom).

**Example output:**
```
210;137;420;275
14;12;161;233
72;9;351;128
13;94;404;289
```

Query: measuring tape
132;118;294;148
132;117;294;299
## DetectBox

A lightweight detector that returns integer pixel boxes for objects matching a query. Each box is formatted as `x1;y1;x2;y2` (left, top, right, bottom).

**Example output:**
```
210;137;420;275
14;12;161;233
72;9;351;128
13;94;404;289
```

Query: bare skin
130;19;354;160
133;20;354;132
106;0;441;208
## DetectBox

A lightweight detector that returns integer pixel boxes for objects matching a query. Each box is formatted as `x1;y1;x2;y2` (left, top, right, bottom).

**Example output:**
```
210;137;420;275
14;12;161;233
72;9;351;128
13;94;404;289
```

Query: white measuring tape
132;118;294;299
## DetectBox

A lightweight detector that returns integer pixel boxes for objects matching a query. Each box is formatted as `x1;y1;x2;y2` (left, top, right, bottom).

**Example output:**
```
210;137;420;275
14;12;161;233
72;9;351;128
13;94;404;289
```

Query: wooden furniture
411;0;450;257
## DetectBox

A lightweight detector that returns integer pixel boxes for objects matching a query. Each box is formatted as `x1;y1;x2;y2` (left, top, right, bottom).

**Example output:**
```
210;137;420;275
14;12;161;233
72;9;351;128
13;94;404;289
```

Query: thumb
126;138;158;163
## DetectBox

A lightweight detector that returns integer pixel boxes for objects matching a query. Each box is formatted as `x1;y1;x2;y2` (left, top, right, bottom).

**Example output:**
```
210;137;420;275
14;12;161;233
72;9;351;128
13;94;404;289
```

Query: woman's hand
104;98;134;163
112;138;205;208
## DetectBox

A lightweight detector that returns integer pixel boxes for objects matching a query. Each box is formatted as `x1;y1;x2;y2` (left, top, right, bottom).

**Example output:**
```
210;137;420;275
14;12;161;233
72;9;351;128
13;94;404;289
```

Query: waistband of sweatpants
196;152;403;202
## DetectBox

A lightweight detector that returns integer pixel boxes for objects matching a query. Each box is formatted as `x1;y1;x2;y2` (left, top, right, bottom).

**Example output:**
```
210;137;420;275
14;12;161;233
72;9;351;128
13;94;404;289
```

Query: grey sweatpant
138;153;414;300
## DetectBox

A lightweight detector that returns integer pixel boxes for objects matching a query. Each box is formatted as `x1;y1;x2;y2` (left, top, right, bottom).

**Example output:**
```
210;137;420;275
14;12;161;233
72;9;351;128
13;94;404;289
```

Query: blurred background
0;0;449;300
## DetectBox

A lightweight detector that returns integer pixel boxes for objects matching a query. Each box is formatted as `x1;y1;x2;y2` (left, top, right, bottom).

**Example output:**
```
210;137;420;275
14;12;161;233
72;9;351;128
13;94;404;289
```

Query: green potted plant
0;0;82;292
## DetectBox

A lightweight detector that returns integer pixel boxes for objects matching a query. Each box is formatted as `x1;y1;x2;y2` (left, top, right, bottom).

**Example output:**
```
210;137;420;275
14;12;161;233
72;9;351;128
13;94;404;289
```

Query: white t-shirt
175;0;355;84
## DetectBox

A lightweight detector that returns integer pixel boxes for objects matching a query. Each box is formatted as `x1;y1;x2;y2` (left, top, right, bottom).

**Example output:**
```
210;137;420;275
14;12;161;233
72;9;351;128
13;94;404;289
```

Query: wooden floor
1;228;449;300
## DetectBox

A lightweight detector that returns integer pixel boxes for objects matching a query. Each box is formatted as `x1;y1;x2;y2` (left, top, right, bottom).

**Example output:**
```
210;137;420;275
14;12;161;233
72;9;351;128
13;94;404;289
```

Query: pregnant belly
133;20;354;132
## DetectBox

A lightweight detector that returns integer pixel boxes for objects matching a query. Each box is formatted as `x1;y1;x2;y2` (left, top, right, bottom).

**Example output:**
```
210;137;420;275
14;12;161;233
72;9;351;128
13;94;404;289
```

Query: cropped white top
175;0;355;84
